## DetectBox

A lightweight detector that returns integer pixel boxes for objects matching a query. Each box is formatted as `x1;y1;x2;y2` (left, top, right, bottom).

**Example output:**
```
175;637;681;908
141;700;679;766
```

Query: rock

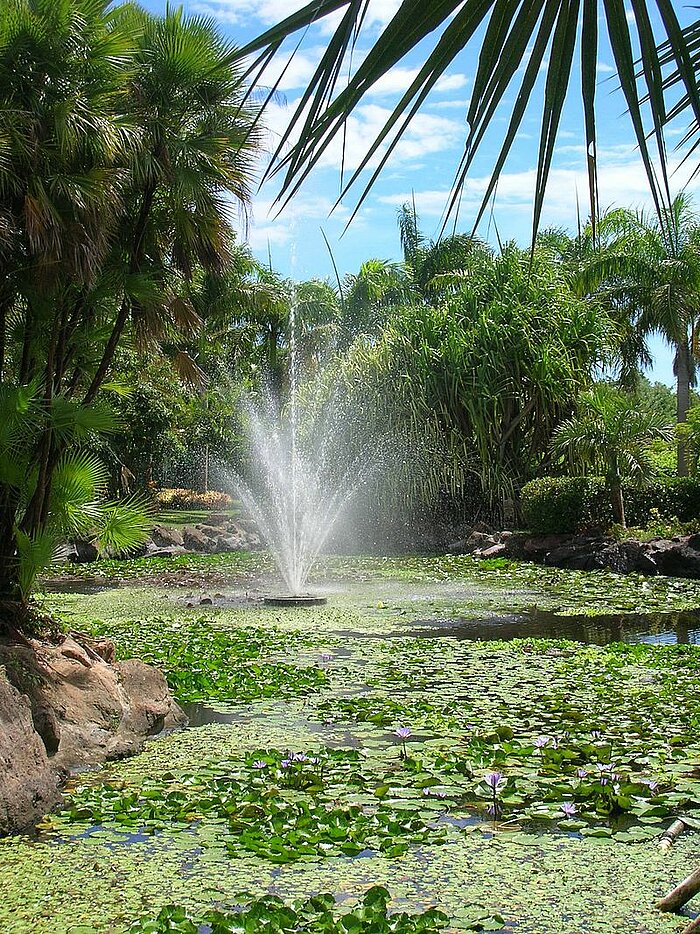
0;634;187;825
116;660;185;738
478;543;508;559
70;539;99;563
145;544;187;559
151;525;184;548
199;596;213;605
647;540;700;578
30;701;61;756
0;671;61;834
182;526;211;552
213;534;246;553
522;535;569;556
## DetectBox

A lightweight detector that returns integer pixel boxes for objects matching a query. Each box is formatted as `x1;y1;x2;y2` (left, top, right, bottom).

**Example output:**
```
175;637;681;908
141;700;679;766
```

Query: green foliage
332;243;610;517
521;475;700;534
128;887;476;933
0;0;265;616
84;614;328;704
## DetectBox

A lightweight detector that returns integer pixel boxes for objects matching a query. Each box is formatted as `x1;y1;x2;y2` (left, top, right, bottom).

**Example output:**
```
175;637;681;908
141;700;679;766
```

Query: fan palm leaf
240;0;699;238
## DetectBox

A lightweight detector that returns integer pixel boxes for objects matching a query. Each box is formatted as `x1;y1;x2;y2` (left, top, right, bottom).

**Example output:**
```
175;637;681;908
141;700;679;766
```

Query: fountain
234;303;367;605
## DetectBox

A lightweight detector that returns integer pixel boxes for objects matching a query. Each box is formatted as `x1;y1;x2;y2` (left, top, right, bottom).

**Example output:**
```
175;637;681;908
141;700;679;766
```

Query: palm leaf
239;1;700;235
95;494;153;556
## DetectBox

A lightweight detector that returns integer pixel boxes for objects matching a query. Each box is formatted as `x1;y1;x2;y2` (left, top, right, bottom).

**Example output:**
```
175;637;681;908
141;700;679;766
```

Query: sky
142;0;700;386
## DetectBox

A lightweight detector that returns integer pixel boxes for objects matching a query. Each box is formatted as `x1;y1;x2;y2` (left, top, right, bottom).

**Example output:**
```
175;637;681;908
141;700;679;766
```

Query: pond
5;552;700;933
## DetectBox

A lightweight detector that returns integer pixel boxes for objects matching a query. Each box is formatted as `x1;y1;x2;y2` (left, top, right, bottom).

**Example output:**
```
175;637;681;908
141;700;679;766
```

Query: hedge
520;476;700;534
155;488;232;510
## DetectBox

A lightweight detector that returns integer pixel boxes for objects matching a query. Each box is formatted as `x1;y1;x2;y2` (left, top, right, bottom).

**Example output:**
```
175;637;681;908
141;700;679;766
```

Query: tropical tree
582;195;700;475
332;242;612;518
240;2;700;239
0;0;264;621
551;384;673;527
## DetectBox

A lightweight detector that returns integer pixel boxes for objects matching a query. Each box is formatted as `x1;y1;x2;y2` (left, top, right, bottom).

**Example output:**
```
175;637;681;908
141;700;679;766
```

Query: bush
520;476;700;534
155;488;232;510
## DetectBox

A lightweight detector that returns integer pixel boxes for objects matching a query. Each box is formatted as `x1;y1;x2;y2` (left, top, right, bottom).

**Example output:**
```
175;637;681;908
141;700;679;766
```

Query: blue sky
145;0;699;386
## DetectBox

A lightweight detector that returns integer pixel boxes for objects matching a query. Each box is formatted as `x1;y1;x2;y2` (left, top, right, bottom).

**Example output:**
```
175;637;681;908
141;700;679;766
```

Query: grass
155;506;242;528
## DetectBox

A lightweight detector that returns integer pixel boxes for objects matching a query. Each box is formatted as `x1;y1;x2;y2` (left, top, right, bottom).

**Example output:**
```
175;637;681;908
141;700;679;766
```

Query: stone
647;540;700;578
116;659;185;738
182;526;211;551
0;671;61;834
145;545;187;559
70;539;99;563
478;543;508;559
0;633;186;829
150;525;184;548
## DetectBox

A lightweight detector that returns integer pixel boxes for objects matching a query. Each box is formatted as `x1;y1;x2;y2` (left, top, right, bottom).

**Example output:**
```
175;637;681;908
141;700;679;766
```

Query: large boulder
0;670;61;834
182;526;212;552
647;539;700;578
0;634;186;833
151;525;184;548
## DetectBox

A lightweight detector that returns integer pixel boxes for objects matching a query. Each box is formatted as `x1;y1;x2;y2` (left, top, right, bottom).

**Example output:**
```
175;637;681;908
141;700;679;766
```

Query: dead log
682;915;700;934
660;819;688;853
658;868;700;912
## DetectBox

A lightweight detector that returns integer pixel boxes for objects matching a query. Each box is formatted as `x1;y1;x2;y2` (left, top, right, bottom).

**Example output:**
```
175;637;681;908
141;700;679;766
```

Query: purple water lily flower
291;752;309;762
395;726;411;759
560;802;577;818
534;735;550;749
591;730;603;740
280;759;292;769
423;788;447;798
485;772;504;790
252;760;267;770
320;653;334;662
576;768;588;779
641;778;658;792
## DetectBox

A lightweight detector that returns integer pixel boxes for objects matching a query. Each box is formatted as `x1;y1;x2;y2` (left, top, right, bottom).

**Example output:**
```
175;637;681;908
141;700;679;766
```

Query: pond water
411;607;700;645
7;553;700;933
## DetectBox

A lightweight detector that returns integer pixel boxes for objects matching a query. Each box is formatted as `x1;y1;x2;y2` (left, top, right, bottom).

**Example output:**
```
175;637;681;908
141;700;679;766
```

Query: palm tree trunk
611;479;626;528
677;338;692;477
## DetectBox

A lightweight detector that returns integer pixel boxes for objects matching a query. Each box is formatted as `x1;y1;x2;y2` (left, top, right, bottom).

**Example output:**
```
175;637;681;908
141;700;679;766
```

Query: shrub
155;488;232;510
520;476;700;534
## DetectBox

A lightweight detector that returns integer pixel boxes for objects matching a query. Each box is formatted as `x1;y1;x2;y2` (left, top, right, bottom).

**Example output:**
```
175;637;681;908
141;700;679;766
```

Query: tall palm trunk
610;479;626;528
676;337;692;477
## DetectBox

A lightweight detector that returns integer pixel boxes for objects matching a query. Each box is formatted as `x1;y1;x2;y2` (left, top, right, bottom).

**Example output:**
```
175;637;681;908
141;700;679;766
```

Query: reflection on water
411;608;700;646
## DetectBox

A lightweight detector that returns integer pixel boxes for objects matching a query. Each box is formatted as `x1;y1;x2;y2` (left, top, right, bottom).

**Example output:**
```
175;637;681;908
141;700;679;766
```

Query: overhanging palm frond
239;0;700;238
95;494;153;556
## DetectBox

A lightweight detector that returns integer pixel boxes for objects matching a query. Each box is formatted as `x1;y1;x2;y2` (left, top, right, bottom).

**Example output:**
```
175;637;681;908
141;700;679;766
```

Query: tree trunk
0;485;23;622
611;479;626;528
677;337;692;477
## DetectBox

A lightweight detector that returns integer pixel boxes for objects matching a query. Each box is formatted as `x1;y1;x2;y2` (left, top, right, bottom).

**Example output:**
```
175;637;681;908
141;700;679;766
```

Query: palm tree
551;384;673;527
583;195;700;475
0;1;266;619
240;2;700;238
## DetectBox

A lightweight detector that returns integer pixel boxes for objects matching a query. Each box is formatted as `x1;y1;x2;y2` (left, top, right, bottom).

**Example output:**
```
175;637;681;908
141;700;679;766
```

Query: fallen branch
660;819;688;853
682;915;700;934
658;868;700;912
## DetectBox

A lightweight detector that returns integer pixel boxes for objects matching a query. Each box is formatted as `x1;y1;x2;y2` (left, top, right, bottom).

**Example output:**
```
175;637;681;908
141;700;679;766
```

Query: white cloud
368;68;468;97
260;96;463;177
191;0;402;33
377;151;700;233
238;192;353;251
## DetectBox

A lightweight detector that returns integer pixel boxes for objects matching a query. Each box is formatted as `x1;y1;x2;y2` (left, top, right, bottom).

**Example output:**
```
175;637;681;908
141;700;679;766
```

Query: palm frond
239;0;699;235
